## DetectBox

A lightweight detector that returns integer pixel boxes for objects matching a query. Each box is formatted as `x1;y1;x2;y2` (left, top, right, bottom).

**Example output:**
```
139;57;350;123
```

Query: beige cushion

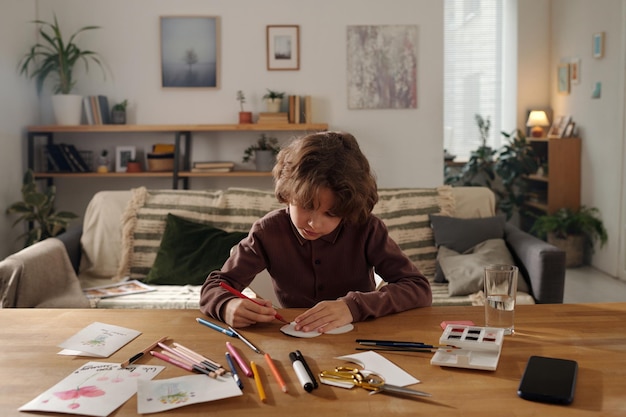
79;190;132;278
116;187;283;281
373;186;454;277
450;186;496;218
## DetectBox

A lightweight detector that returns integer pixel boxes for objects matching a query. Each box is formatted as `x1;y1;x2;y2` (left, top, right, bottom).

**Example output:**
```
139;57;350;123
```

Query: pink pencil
226;341;253;377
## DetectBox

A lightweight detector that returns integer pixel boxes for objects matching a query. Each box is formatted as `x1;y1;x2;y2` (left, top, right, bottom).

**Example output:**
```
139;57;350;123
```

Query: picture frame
557;63;570;95
593;32;605;58
570;59;581;84
548;115;572;139
563;122;576;138
116;146;136;172
266;25;300;71
160;16;220;88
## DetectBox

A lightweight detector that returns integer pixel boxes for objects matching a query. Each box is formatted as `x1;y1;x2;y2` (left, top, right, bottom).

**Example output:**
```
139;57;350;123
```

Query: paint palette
430;325;505;371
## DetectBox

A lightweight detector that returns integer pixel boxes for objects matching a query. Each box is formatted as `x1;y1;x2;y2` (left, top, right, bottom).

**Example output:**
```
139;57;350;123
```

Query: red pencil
219;282;289;324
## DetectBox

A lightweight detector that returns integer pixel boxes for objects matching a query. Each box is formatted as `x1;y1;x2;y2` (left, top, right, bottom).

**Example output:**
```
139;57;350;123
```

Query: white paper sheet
19;362;164;417
336;351;420;386
137;374;243;414
57;322;141;357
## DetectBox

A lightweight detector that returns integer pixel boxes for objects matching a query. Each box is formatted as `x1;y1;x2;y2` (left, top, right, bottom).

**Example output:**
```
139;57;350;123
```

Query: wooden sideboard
1;303;625;416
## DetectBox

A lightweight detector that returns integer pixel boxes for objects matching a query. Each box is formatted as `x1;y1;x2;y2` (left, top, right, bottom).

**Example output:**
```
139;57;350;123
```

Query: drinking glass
484;264;518;335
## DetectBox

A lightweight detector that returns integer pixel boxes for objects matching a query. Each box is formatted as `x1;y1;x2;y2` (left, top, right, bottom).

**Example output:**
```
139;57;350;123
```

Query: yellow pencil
250;361;267;403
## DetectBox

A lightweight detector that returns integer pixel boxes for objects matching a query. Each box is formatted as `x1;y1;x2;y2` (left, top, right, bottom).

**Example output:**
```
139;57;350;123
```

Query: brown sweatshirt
199;208;432;322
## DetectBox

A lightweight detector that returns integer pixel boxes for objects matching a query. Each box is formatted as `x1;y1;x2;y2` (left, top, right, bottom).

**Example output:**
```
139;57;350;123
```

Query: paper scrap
336;350;420;386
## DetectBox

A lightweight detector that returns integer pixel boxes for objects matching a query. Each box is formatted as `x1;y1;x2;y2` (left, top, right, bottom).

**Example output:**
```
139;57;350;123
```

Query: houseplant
242;133;281;171
111;99;128;124
236;90;252;124
17;15;107;125
262;89;285;112
6;170;78;247
530;206;608;267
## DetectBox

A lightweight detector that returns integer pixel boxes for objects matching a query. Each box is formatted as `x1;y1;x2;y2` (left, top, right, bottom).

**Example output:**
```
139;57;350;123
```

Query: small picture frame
116;146;136;172
266;25;300;71
593;32;605;58
557;63;570;95
563;122;576;138
570;59;581;84
548;115;572;139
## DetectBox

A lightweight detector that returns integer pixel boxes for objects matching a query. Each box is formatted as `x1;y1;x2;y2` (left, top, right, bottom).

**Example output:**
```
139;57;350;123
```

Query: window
444;0;516;161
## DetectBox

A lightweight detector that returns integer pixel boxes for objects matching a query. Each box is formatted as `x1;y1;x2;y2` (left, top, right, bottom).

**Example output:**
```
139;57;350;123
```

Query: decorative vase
96;155;110;173
126;161;142;173
264;98;282;113
239;112;253;124
254;150;276;172
51;94;83;125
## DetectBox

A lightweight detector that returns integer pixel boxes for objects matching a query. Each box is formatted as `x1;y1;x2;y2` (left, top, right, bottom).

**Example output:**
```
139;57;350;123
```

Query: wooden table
1;303;625;416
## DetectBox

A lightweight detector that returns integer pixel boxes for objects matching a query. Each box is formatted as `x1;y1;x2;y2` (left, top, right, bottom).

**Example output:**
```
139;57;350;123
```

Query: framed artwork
548;115;572;138
116;146;136;172
347;25;418;109
593;32;605;58
160;16;220;88
570;59;581;84
266;25;300;71
557;63;570;95
563;122;576;138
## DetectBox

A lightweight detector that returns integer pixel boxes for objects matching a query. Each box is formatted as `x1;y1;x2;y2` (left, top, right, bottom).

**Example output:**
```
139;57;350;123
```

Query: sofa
0;186;566;309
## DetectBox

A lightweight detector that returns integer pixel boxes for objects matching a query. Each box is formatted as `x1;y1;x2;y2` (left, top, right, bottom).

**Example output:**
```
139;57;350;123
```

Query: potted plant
18;15;107;125
236;90;252;124
242;133;281;171
262;89;285;113
5;170;78;247
530;206;608;267
111;99;128;124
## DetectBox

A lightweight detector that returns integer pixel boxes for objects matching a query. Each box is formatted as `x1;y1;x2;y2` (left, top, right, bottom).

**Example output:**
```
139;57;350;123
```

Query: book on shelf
192;161;235;169
257;112;289;124
59;143;90;172
287;95;312;123
82;95;110;125
45;144;91;172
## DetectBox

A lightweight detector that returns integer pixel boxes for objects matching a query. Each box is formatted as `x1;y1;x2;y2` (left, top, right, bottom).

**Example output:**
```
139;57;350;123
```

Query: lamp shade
526;110;550;127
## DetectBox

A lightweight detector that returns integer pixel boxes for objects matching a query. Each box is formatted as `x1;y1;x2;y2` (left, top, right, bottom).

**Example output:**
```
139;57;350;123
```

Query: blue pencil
225;351;244;389
196;317;236;337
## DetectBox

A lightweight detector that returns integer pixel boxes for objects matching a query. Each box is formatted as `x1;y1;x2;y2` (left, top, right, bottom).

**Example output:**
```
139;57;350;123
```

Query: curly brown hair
272;131;378;224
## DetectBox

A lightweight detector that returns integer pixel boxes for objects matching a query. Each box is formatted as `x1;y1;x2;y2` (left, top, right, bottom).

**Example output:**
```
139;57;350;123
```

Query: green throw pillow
145;213;248;285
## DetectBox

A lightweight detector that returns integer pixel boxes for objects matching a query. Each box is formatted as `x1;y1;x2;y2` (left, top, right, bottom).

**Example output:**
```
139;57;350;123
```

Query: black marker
289;351;314;392
295;350;318;389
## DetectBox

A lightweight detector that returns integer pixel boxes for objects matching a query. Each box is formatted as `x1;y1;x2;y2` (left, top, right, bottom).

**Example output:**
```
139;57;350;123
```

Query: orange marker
264;353;287;393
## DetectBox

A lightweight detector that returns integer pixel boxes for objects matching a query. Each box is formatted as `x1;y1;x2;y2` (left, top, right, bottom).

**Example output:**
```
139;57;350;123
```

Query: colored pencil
219;282;289;324
264;353;287;393
119;336;168;368
250;361;267;403
226;341;253;377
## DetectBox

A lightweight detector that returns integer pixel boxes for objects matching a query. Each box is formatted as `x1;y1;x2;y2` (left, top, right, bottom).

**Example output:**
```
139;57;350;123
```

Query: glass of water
484;264;518;335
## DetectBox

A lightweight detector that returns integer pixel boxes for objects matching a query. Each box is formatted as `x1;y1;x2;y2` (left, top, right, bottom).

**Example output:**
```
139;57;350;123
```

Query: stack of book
287;95;312;124
191;161;235;172
257;112;289;124
45;143;91;172
82;95;110;125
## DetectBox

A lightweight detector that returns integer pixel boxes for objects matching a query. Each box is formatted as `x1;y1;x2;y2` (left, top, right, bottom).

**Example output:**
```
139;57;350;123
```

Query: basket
147;152;174;172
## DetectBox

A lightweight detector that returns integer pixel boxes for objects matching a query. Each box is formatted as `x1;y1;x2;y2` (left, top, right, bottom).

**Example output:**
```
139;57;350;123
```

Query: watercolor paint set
430;324;505;371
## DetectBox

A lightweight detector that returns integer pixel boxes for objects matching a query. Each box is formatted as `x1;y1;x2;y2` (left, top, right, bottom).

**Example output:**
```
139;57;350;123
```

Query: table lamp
526;110;550;137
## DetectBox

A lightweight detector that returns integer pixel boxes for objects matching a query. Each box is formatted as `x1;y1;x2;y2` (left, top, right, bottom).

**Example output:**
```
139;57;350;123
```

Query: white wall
549;0;624;278
0;0;39;256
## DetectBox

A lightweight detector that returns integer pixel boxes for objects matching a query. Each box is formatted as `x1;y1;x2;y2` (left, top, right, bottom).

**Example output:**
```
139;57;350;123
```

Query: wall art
347;25;418;109
267;25;300;70
160;16;220;88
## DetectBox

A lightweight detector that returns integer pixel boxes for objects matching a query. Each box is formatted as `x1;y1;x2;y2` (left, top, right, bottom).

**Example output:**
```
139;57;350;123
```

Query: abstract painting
347;25;418;109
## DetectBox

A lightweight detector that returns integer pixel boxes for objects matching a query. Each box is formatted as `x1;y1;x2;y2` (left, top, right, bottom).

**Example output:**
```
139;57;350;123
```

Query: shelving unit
27;123;328;189
521;136;581;229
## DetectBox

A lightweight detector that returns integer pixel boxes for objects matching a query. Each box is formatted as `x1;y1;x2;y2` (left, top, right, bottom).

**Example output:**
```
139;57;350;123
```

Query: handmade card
58;322;141;357
19;362;164;417
83;280;155;299
137;374;242;414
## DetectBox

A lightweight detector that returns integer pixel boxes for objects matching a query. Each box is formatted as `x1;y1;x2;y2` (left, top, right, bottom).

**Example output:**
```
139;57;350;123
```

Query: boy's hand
293;300;353;333
223;298;277;328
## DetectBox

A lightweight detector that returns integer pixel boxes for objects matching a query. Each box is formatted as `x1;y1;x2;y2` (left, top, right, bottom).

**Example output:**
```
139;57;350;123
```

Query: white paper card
137;374;243;414
19;362;164;417
336;351;420;386
58;322;141;357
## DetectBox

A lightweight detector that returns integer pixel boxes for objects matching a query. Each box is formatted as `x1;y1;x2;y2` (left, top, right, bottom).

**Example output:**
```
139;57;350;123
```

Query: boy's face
289;187;342;240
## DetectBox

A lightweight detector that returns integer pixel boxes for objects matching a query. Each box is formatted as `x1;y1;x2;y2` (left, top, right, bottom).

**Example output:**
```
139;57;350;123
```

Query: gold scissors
319;366;432;398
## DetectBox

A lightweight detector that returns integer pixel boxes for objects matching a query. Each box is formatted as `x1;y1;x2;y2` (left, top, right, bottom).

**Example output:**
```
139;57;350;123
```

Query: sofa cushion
373;187;454;277
429;214;506;283
116;187;283;280
437;238;530;296
145;214;248;286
